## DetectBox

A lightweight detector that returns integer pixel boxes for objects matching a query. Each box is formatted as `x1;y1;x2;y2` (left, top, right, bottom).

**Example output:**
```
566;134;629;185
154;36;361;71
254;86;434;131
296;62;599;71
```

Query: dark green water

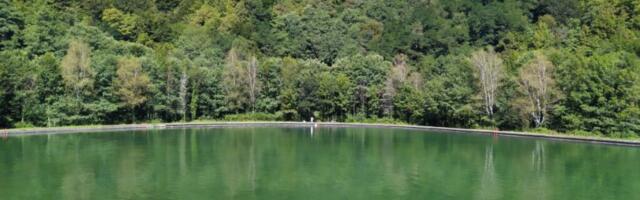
1;127;639;200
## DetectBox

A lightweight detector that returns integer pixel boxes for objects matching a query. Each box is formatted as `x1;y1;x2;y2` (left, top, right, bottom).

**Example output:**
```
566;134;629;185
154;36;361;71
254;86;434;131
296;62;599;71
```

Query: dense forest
1;0;639;137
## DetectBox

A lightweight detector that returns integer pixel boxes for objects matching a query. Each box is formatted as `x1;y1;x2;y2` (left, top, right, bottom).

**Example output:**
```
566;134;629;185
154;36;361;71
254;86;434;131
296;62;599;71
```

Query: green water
1;127;639;200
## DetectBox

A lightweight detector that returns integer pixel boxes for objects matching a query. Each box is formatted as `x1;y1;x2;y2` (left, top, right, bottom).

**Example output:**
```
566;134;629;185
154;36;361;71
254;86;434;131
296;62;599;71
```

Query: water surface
1;127;639;199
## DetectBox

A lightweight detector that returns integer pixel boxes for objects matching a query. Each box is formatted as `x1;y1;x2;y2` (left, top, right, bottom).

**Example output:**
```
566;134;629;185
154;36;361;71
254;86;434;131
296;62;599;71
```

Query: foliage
60;39;94;98
223;112;280;121
13;121;35;129
0;0;638;137
516;52;560;128
115;56;151;109
345;114;406;125
0;0;23;49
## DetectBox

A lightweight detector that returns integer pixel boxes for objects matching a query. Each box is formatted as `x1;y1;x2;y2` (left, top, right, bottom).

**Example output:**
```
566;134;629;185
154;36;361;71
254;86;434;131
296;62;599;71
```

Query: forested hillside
1;0;640;137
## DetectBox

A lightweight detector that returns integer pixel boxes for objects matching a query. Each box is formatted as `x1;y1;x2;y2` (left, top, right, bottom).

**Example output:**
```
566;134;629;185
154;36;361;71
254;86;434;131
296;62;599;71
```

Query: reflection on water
532;141;545;172
476;144;501;200
1;128;639;200
526;141;548;200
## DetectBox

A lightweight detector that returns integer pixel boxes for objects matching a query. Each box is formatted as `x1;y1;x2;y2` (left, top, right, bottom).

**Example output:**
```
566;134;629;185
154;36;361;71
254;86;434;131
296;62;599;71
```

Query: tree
518;52;559;128
21;2;71;56
60;40;94;99
422;55;477;128
0;0;24;49
102;8;140;40
292;59;327;119
382;54;408;116
333;54;391;115
383;54;423;118
179;68;189;121
554;51;640;136
36;53;63;126
0;52;10;127
270;5;349;64
538;0;579;24
2;0;640;137
256;57;283;113
115;57;151;121
15;58;40;125
247;56;259;112
468;1;529;45
277;57;301;120
470;48;504;118
394;85;425;123
222;47;261;113
0;50;30;127
317;71;353;121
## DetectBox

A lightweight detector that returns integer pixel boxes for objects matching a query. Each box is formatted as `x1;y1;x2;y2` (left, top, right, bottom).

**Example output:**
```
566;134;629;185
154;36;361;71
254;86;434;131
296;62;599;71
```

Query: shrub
14;122;35;129
223;113;281;121
568;130;601;137
345;114;406;124
528;127;558;134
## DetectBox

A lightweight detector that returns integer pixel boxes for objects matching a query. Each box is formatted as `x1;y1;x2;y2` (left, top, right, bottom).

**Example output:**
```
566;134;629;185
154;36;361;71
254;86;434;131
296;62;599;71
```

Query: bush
223;113;281;121
278;110;299;121
609;131;639;139
14;122;35;129
345;114;406;124
528;127;558;134
568;130;601;137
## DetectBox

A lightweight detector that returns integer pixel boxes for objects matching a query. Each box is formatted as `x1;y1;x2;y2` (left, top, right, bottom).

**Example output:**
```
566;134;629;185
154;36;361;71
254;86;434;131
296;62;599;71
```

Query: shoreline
3;122;639;147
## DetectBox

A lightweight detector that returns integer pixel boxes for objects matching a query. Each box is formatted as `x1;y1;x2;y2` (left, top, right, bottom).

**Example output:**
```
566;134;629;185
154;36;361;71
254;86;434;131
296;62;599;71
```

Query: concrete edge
3;122;639;147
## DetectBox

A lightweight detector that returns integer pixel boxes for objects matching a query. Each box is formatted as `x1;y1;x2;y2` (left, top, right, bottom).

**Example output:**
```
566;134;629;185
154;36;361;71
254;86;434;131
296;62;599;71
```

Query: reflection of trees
249;130;257;193
179;129;188;176
532;141;545;173
524;141;548;200
475;144;501;200
116;147;151;199
5;128;640;199
61;167;95;200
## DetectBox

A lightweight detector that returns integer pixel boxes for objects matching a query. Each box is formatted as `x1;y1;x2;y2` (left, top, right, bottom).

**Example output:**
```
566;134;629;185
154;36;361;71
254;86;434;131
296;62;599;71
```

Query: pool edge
4;122;640;147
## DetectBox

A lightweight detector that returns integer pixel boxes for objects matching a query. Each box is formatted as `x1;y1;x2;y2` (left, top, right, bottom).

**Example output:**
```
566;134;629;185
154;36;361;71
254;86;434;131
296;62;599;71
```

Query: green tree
554;51;640;136
333;54;391;115
115;56;151;121
422;55;477;127
0;0;23;49
270;5;349;64
317;72;352;121
222;47;261;113
60;40;94;99
469;48;504;119
102;8;140;40
517;52;560;128
256;57;283;113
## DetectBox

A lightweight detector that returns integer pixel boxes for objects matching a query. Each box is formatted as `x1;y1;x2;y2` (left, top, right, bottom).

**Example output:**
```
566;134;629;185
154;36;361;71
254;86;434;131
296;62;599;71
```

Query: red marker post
491;128;499;144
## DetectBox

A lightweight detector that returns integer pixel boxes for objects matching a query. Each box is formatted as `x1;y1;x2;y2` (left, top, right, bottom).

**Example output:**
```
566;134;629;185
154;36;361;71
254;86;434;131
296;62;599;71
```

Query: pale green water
1;127;639;200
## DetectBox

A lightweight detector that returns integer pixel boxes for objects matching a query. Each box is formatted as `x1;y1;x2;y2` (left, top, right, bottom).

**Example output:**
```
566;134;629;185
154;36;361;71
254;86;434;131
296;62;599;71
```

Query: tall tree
60;40;94;99
101;8;141;40
518;52;559;128
0;0;23;49
334;54;390;115
222;47;261;113
470;48;503;118
115;57;151;121
382;54;409;117
178;61;189;121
